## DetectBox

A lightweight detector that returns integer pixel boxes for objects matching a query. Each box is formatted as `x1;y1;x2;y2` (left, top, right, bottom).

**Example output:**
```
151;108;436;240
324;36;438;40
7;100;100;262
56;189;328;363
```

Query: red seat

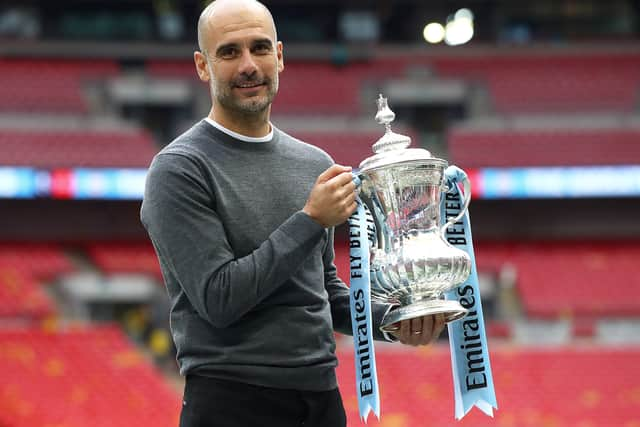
293;131;386;168
0;326;180;427
0;59;120;114
432;54;640;113
336;345;640;426
0;267;54;319
448;128;640;168
0;243;74;281
273;63;362;115
0;129;157;168
475;241;640;318
85;242;162;281
0;244;74;320
337;239;640;319
148;53;640;115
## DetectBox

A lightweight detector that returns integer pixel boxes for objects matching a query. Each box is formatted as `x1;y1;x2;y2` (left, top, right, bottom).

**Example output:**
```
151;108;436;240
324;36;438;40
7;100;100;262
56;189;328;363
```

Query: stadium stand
150;52;640;116
336;346;640;426
0;244;74;321
429;53;640;113
0;128;157;168
1;2;639;424
0;243;73;280
145;60;201;80
84;242;162;282
0;326;180;427
0;268;55;320
0;59;120;114
475;241;640;319
448;128;640;168
336;238;640;339
148;59;366;115
272;62;363;115
292;130;390;166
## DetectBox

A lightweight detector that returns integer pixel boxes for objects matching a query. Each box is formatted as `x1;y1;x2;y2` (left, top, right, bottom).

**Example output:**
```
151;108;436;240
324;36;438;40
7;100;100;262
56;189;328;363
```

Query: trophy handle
352;173;362;188
440;167;471;237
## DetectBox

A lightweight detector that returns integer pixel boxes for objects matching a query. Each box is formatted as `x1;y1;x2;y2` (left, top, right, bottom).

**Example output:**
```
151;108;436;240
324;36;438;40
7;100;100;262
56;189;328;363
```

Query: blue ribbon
441;166;498;419
348;198;380;422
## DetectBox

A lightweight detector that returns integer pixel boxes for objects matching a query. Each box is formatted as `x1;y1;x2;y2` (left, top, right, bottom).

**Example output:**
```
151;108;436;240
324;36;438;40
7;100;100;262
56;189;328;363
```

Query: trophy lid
359;95;445;173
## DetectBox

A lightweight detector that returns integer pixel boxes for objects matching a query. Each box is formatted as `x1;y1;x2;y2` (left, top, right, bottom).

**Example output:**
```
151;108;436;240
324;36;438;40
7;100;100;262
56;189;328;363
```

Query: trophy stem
380;299;468;332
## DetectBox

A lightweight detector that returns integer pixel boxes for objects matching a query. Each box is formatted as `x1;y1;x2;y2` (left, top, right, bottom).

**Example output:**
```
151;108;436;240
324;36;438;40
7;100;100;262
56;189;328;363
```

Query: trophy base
380;299;468;333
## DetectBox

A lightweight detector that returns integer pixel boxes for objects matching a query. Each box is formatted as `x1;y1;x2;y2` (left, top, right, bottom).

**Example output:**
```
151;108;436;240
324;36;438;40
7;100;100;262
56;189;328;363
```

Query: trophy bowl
356;95;472;332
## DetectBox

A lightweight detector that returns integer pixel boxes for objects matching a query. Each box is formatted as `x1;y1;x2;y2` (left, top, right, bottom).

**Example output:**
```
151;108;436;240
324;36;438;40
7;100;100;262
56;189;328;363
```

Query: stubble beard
212;73;278;116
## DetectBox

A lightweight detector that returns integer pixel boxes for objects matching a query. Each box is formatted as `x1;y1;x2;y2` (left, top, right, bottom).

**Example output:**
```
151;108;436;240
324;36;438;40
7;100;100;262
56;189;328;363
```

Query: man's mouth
235;81;264;89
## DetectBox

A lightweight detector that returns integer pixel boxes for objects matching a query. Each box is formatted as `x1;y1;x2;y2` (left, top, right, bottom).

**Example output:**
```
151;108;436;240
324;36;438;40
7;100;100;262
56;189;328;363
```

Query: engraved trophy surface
357;95;472;332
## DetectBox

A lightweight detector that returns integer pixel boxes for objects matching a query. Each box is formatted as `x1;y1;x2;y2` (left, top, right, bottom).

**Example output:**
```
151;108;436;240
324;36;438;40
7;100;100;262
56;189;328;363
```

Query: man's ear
276;41;284;73
194;51;210;82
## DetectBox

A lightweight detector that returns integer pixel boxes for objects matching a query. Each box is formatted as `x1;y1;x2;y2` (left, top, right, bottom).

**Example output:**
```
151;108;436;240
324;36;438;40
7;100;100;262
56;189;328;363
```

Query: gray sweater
140;120;390;391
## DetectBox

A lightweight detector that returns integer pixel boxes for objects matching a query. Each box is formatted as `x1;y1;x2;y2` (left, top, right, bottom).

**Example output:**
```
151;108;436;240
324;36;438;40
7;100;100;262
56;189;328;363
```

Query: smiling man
194;0;282;135
140;1;445;426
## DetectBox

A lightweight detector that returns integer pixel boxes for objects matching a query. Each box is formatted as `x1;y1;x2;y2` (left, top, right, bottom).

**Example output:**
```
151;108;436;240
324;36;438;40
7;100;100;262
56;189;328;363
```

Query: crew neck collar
204;117;273;143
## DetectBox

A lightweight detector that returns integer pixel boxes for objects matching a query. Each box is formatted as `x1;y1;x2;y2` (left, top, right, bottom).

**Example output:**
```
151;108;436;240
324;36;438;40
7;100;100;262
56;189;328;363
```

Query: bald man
141;1;445;426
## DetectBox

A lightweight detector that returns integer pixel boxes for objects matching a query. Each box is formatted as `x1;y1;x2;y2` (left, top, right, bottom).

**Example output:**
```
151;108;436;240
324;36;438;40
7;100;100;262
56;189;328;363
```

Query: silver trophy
356;95;472;332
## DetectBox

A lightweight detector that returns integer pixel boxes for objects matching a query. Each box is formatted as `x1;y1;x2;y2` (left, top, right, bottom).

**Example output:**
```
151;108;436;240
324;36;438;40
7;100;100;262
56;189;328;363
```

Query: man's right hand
303;164;357;228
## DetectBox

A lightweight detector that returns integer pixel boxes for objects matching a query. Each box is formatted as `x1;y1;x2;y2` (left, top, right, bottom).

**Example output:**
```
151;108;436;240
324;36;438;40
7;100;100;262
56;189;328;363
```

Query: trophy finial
375;94;395;128
372;94;411;154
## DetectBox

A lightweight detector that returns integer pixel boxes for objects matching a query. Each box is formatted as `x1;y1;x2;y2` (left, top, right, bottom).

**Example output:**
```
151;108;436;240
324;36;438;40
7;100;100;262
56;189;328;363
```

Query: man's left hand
388;313;446;346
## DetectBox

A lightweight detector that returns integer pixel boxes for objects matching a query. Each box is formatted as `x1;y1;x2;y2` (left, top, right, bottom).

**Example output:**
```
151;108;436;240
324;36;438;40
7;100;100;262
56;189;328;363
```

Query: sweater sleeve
322;227;394;341
140;152;326;328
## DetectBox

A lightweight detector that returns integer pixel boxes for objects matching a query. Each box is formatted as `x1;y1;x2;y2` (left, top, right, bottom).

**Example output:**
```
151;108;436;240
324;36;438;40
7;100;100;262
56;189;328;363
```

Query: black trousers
180;375;347;427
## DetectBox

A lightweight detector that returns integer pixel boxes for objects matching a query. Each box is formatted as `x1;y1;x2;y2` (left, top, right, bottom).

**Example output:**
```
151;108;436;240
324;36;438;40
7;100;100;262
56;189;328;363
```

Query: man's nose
237;50;258;76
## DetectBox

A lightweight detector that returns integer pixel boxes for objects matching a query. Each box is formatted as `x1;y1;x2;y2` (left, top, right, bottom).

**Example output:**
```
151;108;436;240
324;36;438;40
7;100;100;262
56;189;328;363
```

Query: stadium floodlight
423;22;445;44
454;8;474;22
444;8;474;46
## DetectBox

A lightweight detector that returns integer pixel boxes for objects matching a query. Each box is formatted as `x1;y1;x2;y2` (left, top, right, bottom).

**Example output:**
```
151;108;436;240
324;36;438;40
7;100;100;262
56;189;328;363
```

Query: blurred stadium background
1;0;639;426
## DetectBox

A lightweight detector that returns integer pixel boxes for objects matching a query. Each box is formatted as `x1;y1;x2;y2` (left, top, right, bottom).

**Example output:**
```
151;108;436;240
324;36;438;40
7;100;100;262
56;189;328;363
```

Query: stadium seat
147;52;640;116
475;241;640;318
291;130;383;167
336;346;640;426
448;128;640;168
0;129;157;168
336;239;640;320
0;59;120;114
431;54;640;113
0;267;55;319
0;244;74;321
0;243;74;281
0;326;180;427
84;242;162;282
272;62;363;114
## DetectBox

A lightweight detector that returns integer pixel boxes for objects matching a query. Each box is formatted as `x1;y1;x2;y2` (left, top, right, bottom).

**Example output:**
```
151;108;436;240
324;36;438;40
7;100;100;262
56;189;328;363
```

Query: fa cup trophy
356;95;472;332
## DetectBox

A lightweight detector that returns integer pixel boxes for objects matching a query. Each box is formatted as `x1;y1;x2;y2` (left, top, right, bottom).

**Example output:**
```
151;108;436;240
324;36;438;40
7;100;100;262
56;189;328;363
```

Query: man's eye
219;48;238;58
253;44;272;54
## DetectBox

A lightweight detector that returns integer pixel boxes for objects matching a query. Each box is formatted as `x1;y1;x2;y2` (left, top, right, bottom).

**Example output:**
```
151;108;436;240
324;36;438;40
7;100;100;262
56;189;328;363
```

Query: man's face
197;6;284;117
